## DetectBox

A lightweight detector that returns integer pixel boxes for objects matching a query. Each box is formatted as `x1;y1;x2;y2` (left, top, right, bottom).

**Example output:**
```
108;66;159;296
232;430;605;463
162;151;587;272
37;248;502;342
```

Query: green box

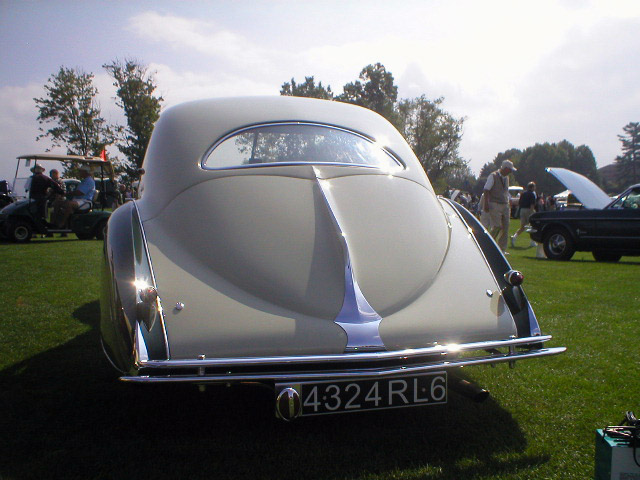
595;429;640;480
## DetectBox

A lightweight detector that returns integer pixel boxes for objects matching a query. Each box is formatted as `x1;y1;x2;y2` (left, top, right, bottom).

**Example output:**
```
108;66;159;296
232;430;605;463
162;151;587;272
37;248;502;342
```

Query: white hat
30;163;45;173
501;160;516;171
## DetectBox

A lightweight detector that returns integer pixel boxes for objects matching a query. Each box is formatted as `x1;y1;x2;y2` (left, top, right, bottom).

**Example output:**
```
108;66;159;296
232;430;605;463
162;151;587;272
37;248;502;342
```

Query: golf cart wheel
75;231;94;240
10;220;33;243
592;250;621;262
543;227;575;261
95;220;108;240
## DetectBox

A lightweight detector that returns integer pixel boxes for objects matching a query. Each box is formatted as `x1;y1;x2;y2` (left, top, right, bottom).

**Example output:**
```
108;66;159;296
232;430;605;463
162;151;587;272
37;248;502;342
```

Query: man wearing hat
481;159;516;253
56;165;96;228
25;163;64;224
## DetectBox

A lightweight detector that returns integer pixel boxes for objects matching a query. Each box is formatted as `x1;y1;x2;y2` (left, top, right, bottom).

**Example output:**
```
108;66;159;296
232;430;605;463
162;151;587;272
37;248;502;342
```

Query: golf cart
0;180;14;208
0;154;113;242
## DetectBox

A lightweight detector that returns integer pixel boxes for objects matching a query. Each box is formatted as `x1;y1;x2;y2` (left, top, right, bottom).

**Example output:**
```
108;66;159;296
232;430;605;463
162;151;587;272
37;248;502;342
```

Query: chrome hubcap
14;226;28;240
548;234;566;255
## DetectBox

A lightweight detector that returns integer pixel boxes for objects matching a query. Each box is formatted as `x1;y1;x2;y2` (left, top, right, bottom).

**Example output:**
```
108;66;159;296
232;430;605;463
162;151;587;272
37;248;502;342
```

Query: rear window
203;123;402;171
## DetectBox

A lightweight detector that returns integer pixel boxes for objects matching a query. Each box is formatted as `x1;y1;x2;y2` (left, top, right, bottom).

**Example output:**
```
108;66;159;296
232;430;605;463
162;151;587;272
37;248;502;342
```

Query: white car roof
138;96;431;221
546;167;611;209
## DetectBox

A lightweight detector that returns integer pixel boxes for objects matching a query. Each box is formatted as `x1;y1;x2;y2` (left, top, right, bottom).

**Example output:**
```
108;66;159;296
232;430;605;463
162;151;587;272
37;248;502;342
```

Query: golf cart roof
17;153;114;178
17;153;109;164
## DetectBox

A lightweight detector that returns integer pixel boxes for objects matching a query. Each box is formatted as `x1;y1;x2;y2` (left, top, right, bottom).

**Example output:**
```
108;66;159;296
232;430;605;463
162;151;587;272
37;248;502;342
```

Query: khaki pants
519;207;533;227
481;201;510;251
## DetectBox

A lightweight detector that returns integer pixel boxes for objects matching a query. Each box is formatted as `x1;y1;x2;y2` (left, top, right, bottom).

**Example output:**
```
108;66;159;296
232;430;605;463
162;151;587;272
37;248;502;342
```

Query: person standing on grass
481;159;516;254
26;164;64;225
511;181;538;247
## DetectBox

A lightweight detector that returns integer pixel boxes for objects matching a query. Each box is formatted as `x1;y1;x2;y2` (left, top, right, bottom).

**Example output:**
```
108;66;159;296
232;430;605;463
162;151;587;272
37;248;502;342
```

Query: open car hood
546;167;611;209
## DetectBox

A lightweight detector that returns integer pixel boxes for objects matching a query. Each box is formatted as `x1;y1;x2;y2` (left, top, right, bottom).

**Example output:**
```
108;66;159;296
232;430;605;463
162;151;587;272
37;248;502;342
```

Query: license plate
277;372;447;418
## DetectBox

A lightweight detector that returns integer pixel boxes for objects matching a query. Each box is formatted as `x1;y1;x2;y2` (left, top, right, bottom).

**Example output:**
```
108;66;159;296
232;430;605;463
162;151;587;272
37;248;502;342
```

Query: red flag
100;148;107;161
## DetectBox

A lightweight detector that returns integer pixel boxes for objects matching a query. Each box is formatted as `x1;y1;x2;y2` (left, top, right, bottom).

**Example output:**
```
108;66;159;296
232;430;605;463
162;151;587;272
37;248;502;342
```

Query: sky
1;0;640;184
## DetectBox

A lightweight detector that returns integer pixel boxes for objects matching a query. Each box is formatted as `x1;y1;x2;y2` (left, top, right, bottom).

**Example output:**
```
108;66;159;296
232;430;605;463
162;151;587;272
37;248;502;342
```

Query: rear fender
100;202;169;373
444;199;541;338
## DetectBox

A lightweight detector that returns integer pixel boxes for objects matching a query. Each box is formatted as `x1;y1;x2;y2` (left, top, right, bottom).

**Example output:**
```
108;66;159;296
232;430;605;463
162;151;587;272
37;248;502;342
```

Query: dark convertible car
529;167;640;261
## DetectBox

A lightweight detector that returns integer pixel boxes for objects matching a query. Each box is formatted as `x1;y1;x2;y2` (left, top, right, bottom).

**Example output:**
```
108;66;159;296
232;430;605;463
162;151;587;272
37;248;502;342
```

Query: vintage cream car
100;96;565;420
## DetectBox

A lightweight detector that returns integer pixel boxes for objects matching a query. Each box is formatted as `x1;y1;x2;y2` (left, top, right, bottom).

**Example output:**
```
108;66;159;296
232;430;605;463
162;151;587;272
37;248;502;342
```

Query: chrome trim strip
137;335;553;368
121;347;567;383
527;302;541;336
315;169;385;350
200;162;386;172
201;121;403;171
135;321;149;363
132;201;170;358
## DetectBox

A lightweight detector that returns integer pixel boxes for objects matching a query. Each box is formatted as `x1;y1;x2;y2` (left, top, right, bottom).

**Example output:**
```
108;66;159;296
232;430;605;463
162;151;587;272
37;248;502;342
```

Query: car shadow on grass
0;300;549;480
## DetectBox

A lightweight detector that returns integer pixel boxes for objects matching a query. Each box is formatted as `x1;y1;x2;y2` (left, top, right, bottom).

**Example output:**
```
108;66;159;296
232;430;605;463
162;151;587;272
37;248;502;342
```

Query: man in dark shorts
511;181;537;247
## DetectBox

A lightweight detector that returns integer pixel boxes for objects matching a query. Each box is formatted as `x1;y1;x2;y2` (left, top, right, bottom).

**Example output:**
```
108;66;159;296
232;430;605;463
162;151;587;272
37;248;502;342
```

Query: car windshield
610;187;640;209
203;123;402;171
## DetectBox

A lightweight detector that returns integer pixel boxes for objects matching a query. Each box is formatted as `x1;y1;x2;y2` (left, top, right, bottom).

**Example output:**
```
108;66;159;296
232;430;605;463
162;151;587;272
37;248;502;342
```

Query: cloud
498;17;640;166
394;6;640;172
0;83;49;181
127;11;270;69
148;63;275;107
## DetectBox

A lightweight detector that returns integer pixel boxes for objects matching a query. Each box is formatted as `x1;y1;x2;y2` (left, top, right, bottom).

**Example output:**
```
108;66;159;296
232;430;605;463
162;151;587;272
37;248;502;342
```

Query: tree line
34;60;639;195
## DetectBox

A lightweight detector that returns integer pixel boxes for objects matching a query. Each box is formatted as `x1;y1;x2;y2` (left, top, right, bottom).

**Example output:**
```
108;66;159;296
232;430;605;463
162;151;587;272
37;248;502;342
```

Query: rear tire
592;251;621;262
9;220;33;243
543;227;575;261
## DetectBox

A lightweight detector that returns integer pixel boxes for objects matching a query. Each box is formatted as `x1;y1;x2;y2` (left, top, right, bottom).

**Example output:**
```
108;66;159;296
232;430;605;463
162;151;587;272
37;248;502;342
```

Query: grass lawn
1;225;638;480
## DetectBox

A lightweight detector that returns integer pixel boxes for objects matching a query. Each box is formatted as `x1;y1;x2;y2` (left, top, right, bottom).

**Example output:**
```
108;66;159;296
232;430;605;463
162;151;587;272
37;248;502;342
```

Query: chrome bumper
121;335;565;384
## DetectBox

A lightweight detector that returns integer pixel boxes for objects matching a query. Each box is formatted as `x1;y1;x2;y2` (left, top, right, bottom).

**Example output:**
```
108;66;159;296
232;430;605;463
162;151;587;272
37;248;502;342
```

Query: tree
397;95;466;186
479;150;521;179
337;63;399;126
447;163;477;193
104;59;163;178
615;122;640;185
280;76;333;99
514;143;568;194
278;64;467;189
34;66;113;158
511;141;600;195
558;140;599;183
476;149;521;195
